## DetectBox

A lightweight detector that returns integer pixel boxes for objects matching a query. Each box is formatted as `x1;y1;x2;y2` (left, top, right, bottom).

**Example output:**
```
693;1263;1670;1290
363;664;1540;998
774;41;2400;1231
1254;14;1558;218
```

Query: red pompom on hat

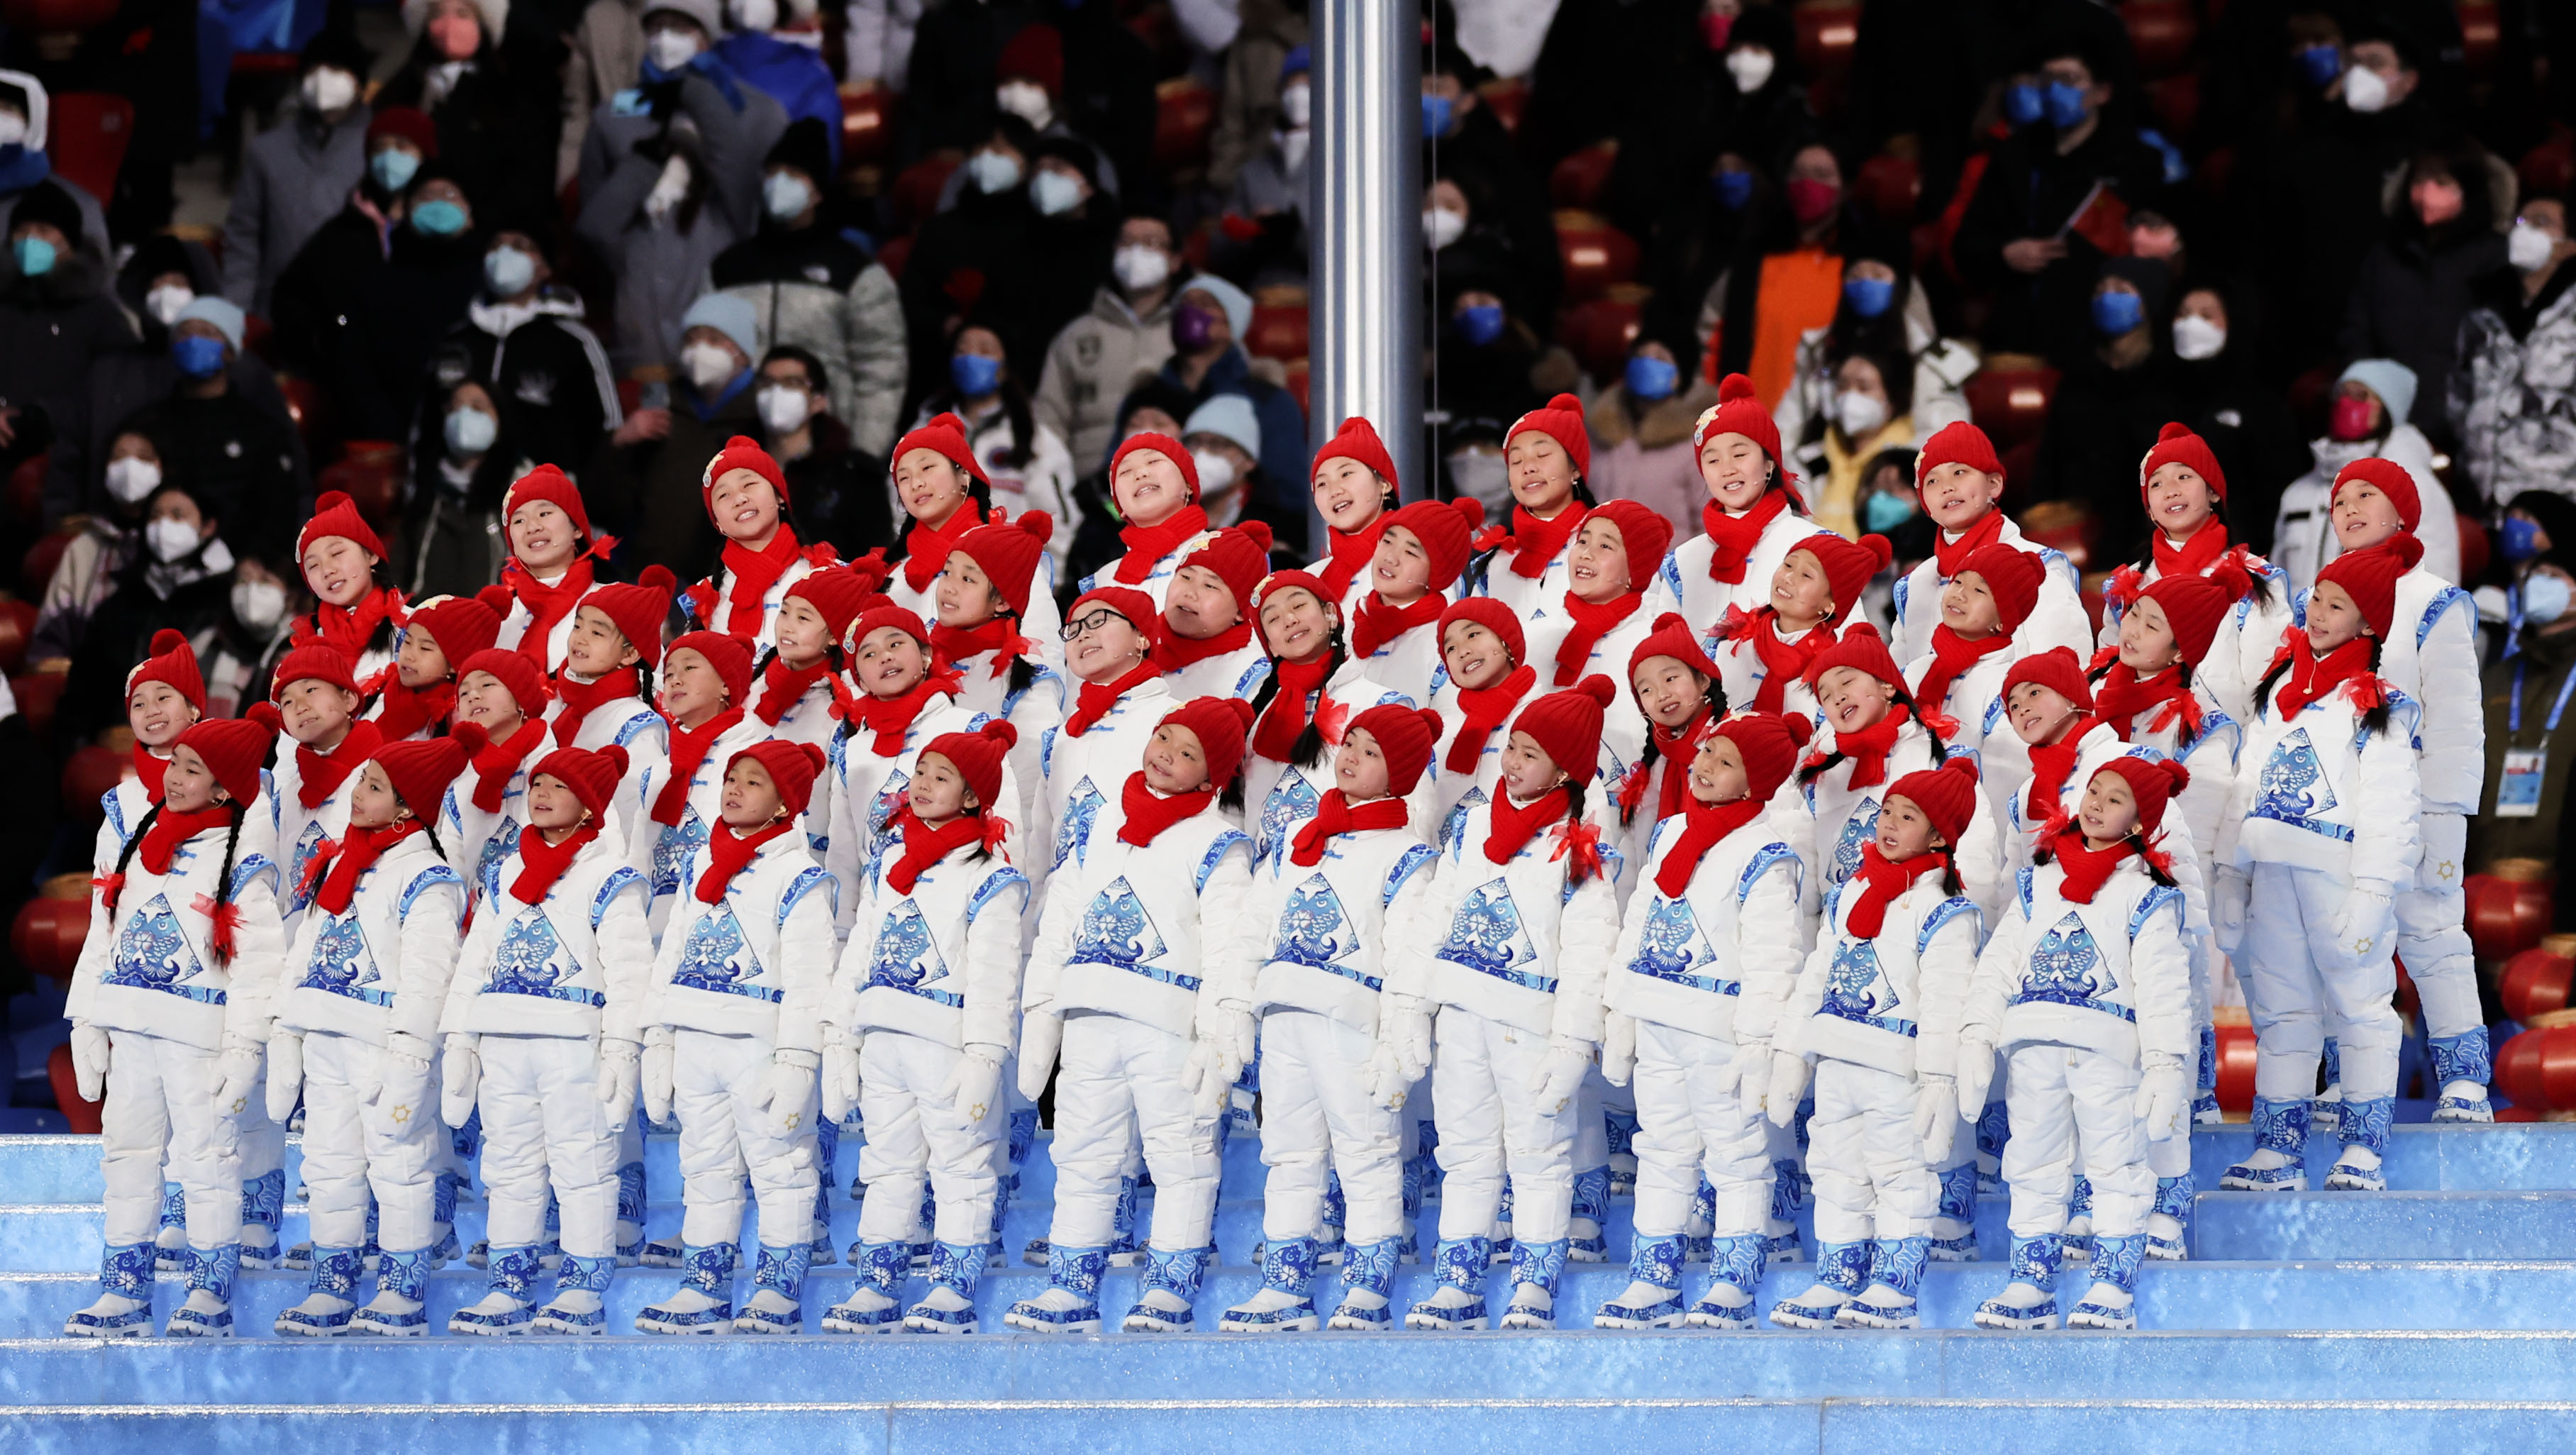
1802;619;1903;690
1510;674;1618;783
126;628;206;712
175;714;277;809
1438;595;1526;665
1794;531;1894;626
920;719;1018;814
889;411;990;487
1887;755;1982;849
1379;498;1484;593
786;565;884;646
849;602;933;648
1714;709;1813;802
299;490;387;563
2331;455;2422;533
1628;611;1724;683
373;726;479;815
584;565;677;667
2316;531;2426;641
2002;646;2094;711
406;592;503;668
1312;416;1400;495
271;642;358;699
1914;420;2004;485
1068;585;1158;632
2138;420;2226;502
1587;499;1674;588
1159;697;1258;791
1111;432;1199;501
1958;541;2045;634
2136;561;2250;665
456;648;551;717
701;435;789;516
665;631;755;707
1691;372;1801;499
728;739;830;818
504;464;594;543
531;744;628;817
1179;521;1275;609
1346;703;1443;796
954;511;1055;619
1506;393;1592;480
2091;754;2190;839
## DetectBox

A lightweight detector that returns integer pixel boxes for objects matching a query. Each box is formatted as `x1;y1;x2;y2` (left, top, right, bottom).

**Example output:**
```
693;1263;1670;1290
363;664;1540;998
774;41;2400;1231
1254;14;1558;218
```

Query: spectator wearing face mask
2341;139;2512;454
2031;256;2184;560
899;115;1039;403
1420;37;1560;328
711;0;842;175
423;227;623;495
267;106;441;401
592;291;766;575
60;481;239;743
906;322;1077;570
108;298;308;568
2471;497;2576;878
2452;196;2576;507
1423;165;1560;351
1007;139;1123;370
2165;280;2306;552
1638;146;1761;367
377;0;565;250
1429;262;1562;500
1033;214;1182;470
1587;330;1721;538
334;165;490;444
1774;245;1977;532
1135;271;1309;530
201;560;309;721
2473;492;2576;651
220;28;374;319
560;0;655;188
1214;49;1312;287
947;22;1123;208
0;179;136;470
756;344;893;559
1205;0;1309;196
406;378;523;596
1704;137;1875;408
1047;0;1160;214
1181;393;1305;550
0;71;111;264
2271;358;2462;590
31;428;169;669
1605;1;1812;250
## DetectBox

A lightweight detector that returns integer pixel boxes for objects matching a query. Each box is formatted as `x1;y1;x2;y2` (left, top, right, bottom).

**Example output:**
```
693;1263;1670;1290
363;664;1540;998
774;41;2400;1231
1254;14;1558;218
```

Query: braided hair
1245;619;1350;770
1619;674;1730;829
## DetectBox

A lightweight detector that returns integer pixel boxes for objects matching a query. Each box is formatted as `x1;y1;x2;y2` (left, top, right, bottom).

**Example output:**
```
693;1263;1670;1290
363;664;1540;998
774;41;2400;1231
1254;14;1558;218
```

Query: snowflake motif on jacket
104;894;201;990
1274;875;1358;970
1055;778;1105;871
652;814;709;897
671;907;761;994
1633;896;1723;989
472;815;520;904
287;820;331;912
1071;877;1168;970
2018;913;2111;1008
1258;773;1321;866
1435;881;1538;979
299;914;376;996
2255;728;2338;822
1822;939;1887;1023
1830;798;1880;885
865;901;950;992
489;909;572;995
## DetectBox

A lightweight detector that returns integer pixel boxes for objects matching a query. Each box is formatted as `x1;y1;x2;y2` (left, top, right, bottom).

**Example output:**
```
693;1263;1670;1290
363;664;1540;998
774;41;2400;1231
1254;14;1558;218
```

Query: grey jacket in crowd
221;101;371;318
709;234;908;456
557;0;646;189
1033;282;1177;469
2452;268;2576;507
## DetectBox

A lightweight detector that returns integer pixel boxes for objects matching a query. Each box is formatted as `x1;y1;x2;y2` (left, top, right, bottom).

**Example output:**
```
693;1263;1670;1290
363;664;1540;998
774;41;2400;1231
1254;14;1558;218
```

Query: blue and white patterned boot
238;1169;284;1269
1328;1238;1401;1329
1220;1237;1320;1331
903;1241;986;1333
274;1245;363;1335
1605;1102;1640;1196
1975;1097;2010;1194
1685;1235;1766;1329
63;1242;155;1338
1567;1167;1611;1262
1006;1108;1039;1197
1768;1239;1868;1329
1001;1243;1107;1332
538;1193;565;1269
1489;1177;1515;1264
1973;1234;2062;1330
2061;1175;2096;1263
2221;1096;2311;1190
1682;1178;1716;1265
2311;1038;2344;1133
1498;1236;1570;1329
823;1241;912;1332
1765;1157;1806;1263
2145;1174;2194;1260
615;1160;648;1264
734;1243;811;1333
429;1172;462;1266
1929;1161;1981;1261
1836;1236;1931;1328
1123;1244;1210;1332
165;1243;240;1337
2192;1024;2223;1124
2066;1232;2146;1329
533;1252;614;1334
909;1185;938;1269
154;1183;188;1271
350;1246;433;1335
453;1249;542;1334
810;1120;840;1267
1316;1173;1348;1265
1404;1237;1492;1329
1106;1175;1145;1266
2428;1030;2495;1123
2326;1096;2395;1191
636;1242;738;1334
1592;1234;1686;1329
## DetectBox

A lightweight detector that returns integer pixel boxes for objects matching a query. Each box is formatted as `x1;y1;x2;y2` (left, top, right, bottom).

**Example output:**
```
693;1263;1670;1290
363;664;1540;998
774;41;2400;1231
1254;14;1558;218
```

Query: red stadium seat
1962;356;2058;450
323;442;404;535
840;83;892;167
2460;0;2500;76
2521;128;2576;205
1475;77;1527;136
889;153;960;232
2119;0;2198;77
1854;151;1919;224
1548;141;1617;211
11;670;63;742
7;450;43;531
60;743;121;824
2214;1017;2255;1115
45;92;131;211
1154;78;1214;175
874;231;911;282
1554;287;1646;380
0;597;33;675
2145;72;2199;139
0;0;115;31
1245;286;1309;363
2502;938;2576;1024
1282;356;1309;420
2470;867;2555;962
18;531;69;600
1553;211;1639;301
1793;1;1860;77
47;1043;101;1134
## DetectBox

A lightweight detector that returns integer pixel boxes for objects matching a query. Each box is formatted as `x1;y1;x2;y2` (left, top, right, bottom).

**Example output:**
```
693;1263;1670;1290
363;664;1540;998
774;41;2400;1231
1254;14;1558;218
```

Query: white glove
1016;1008;1062;1102
1600;1012;1637;1088
820;1027;860;1124
1361;1038;1410;1110
755;1049;819;1136
1954;1039;1997;1115
641;1031;676;1125
941;1044;1005;1123
69;1021;110;1103
595;1038;641;1135
1528;1038;1592;1117
1183;1005;1257;1116
2133;1056;2190;1142
1765;1050;1811;1129
376;1031;433;1118
1913;1075;1960;1163
2212;865;2250;956
264;1028;305;1123
210;1036;262;1122
2337;878;2397;961
1716;1038;1765;1107
440;1035;480;1129
1384;996;1433;1084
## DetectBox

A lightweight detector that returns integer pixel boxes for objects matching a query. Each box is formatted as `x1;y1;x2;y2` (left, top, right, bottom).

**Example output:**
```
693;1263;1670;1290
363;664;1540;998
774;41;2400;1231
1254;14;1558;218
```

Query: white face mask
2342;63;2390;114
445;406;497;455
1280;80;1312;128
1446;448;1511;511
1422;206;1466;250
682;341;739;393
2510;221;2558;273
146;516;202;563
1833;389;1888;439
2171;314;2227;360
0;111;26;148
995;79;1052;127
728;0;777;32
762;170;814;222
1112;243;1170;292
302;66;357;114
484;243;536;296
145;284;194;327
1726;46;1775;94
757;384;810;433
1189;449;1237;497
967;148;1022;194
1279;128;1309;174
646;28;700;72
105;456;161;504
1030;169;1084;216
233;578;287;630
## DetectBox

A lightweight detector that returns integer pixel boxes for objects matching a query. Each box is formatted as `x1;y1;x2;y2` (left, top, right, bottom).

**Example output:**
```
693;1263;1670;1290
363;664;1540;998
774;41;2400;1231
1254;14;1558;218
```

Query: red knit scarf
372;677;454;742
653;707;744;826
711;528;804;637
2049;828;2135;904
1155;616;1253;670
695;819;794;903
1289;788;1409;865
1654;795;1765;899
1114;504;1211;585
1316;517;1386;603
501;557;596;671
2275;636;2375;719
1066;661;1159;737
1621;709;1717;824
313;819;423;916
930;617;1025;678
553;668;640;747
1828;704;1908;790
847;673;958;756
1913;626;2010;731
2023;717;2098;823
1484;785;1570;865
1351;590;1445;661
138;804;232;876
1933;509;2006;580
1255;655;1333;763
131;747;170;802
297;587;400;661
2150;520;2229;581
1117;772;1214;846
1476;503;1586;580
509;823;599;905
1845;843;1945;939
297;721;384;810
2093;662;2199;742
1553;588;1644;687
1723;607;1832;714
887;807;984;892
901;503;987;594
1445;664;1536;774
1702;491;1789;585
470;717;548;813
754;654;833;726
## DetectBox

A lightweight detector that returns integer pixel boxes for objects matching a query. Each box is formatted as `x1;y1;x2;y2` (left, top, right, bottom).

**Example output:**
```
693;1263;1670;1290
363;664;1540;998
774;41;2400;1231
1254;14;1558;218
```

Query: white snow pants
673;1028;818;1250
1431;1007;1575;1244
2397;811;2480;1041
855;1029;1001;1247
2242;861;2402;1102
477;1034;618;1258
99;1031;240;1251
1629;1020;1770;1239
1049;1012;1218;1252
1256;1009;1403;1246
300;1033;443;1252
1807;1057;1934;1244
2002;1041;2149;1239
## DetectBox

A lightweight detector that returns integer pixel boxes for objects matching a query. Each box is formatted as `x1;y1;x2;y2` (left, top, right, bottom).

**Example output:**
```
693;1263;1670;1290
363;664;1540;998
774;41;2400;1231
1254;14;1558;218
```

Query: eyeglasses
1060;607;1130;642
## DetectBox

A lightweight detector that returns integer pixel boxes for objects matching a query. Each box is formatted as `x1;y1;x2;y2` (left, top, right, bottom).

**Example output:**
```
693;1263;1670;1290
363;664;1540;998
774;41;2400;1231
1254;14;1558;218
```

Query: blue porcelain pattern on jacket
1070;878;1181;983
1436;881;1546;990
1054;778;1105;870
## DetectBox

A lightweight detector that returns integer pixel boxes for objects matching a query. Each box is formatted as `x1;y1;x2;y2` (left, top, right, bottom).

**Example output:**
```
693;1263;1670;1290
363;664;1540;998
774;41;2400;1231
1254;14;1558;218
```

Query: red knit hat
584;565;677;667
457;648;551;718
1794;531;1894;626
2135;560;2250;665
1438;596;1526;666
728;739;829;818
702;435;789;517
126;628;206;712
299;489;387;563
891;411;990;487
2089;755;2190;839
1313;416;1399;494
374;724;480;816
272;642;358;699
996;20;1063;94
1346;703;1443;796
1160;697;1258;791
1958;541;2044;634
1506;393;1591;480
1803;620;1903;691
2331;456;2422;533
2316;532;2426;640
1111;432;1199;501
1887;756;1982;848
1628;611;1724;684
406;593;502;669
1179;521;1275;609
956;511;1054;618
786;565;881;646
176;715;276;808
2002;646;2093;711
1068;585;1157;633
1379;498;1484;592
1510;675;1616;782
920;719;1018;813
504;464;593;543
1586;499;1674;590
1691;373;1800;499
531;744;628;817
2138;421;2226;502
665;631;755;707
1251;570;1333;633
365;105;437;157
1714;709;1813;802
849;602;932;649
1914;420;2004;485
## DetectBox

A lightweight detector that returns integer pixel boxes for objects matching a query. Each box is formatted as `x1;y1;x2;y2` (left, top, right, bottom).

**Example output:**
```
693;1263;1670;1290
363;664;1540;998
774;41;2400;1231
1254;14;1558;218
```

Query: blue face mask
172;331;227;380
2091;288;2144;336
2504;514;2546;563
949;351;1002;397
2044;80;2091;129
1419;93;1454;138
2005;82;2045;127
11;236;52;277
2294;43;2342;90
1624;353;1679;401
1842;275;1895;319
1455;303;1504;347
1711;168;1755;210
1863;489;1915;533
411;198;468;237
370;147;420;193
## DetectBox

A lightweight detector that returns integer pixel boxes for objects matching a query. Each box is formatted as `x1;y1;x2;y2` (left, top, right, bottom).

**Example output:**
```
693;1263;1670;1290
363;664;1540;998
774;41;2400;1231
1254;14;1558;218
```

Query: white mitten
2212;865;2250;955
1600;1011;1638;1088
210;1036;263;1122
755;1049;819;1135
1016;1009;1062;1102
1361;1039;1409;1110
641;1029;676;1124
1384;996;1434;1083
1184;1005;1256;1115
440;1035;480;1128
1913;1075;1960;1163
1716;1038;1766;1106
264;1029;304;1124
2338;878;2397;961
68;1021;109;1103
376;1031;433;1116
1765;1050;1811;1129
820;1027;860;1124
941;1044;1005;1124
2133;1056;2190;1142
1954;1039;1997;1115
1528;1038;1592;1117
595;1038;641;1134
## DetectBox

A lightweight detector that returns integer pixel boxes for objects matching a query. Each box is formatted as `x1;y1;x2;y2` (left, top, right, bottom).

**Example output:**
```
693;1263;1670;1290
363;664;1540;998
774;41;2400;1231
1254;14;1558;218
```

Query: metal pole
1309;0;1423;524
